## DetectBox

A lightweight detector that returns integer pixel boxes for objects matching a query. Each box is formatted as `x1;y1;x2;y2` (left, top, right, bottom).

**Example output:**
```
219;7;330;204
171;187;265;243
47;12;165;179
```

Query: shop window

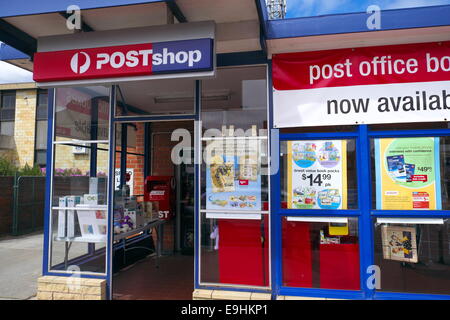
280;139;358;210
55;87;110;143
49;86;110;274
373;218;450;295
371;136;450;210
199;65;270;287
115;78;195;117
200;213;269;287
282;216;360;290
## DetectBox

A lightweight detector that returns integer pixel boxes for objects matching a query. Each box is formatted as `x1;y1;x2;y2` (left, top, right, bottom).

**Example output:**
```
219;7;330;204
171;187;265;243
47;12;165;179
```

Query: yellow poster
375;137;441;210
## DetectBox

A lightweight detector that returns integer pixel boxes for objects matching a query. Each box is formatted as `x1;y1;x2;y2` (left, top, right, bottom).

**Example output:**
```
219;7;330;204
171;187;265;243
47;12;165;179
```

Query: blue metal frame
42;89;54;276
265;5;450;39
194;79;200;290
41;86;111;281
268;60;280;299
0;0;165;18
272;122;450;300
275;129;366;298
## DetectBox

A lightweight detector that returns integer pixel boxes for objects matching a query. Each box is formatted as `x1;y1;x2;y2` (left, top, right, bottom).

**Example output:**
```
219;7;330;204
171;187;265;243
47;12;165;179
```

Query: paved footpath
0;232;43;300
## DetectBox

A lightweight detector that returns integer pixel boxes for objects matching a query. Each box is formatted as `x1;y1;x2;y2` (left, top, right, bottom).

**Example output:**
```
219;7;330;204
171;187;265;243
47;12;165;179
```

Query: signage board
34;38;213;83
273;41;450;127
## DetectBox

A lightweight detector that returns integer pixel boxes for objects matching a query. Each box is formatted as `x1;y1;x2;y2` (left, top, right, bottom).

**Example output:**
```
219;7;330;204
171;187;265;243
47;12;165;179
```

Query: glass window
374;218;450;295
115;78;195;117
281;139;358;210
36;89;48;120
201;66;269;211
0;91;15;142
282;216;360;290
1;91;15;109
55;87;109;142
35;120;47;151
49;86;110;274
200;213;270;287
35;150;47;167
199;66;270;287
371;136;450;210
0;121;14;136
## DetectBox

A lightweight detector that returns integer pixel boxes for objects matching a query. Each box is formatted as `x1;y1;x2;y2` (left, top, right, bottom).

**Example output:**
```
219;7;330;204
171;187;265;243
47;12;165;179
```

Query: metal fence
13;176;46;235
0;175;46;236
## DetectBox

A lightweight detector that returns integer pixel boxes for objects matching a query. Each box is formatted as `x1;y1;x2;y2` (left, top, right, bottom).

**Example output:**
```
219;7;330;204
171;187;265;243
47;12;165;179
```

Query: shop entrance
112;119;195;300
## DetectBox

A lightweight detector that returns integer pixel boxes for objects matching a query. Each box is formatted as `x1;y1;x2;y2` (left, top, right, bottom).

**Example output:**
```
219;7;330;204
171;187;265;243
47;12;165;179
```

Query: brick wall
14;89;37;167
114;122;145;196
37;276;106;300
54;139;109;175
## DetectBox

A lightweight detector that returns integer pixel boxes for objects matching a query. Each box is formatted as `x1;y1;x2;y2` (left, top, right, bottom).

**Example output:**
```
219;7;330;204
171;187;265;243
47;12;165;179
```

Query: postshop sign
33;38;213;82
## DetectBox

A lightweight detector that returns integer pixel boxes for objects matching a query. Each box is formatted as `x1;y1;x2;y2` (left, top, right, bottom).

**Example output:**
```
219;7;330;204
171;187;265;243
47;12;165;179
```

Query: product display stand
113;219;165;268
54;218;164;270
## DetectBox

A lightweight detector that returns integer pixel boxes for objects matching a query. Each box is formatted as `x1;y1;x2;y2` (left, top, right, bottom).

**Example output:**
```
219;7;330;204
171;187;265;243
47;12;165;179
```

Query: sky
0;41;33;84
1;1;450;83
286;0;450;18
0;60;33;84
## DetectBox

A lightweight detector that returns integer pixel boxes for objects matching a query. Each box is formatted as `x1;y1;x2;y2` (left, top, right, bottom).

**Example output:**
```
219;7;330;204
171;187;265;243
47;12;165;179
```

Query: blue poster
206;154;261;211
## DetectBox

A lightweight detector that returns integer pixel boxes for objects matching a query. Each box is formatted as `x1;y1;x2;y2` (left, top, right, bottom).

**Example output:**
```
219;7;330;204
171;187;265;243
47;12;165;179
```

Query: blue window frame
271;122;450;300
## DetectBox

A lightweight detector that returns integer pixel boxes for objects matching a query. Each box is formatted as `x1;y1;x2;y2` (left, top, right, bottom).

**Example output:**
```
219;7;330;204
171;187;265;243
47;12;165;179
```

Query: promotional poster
287;140;347;210
206;140;262;211
375;137;441;210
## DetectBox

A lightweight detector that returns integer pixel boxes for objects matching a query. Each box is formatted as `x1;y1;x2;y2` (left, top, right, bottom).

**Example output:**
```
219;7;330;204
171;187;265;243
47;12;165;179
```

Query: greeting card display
382;225;418;263
76;204;107;241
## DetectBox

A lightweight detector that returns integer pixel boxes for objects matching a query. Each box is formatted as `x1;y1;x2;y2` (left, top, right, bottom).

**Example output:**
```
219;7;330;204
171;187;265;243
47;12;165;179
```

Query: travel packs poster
287;140;347;209
206;142;261;211
375;137;441;210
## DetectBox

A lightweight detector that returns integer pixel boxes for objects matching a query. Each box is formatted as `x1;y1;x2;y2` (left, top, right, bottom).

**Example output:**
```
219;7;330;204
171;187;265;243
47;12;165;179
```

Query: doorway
112;120;195;300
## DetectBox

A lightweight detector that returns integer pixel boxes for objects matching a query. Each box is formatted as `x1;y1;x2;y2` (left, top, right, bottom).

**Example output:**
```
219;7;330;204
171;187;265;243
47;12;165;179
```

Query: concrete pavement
0;232;43;300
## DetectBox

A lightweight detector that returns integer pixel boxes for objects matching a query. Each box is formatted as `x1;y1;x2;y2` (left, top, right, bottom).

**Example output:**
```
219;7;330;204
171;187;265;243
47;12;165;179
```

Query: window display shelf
205;213;262;220
53;236;106;243
51;206;108;211
376;218;446;225
114;219;164;241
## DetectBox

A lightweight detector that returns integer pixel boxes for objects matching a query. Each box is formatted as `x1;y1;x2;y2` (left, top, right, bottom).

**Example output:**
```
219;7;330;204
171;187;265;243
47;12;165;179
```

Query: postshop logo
70;52;91;74
69;47;203;74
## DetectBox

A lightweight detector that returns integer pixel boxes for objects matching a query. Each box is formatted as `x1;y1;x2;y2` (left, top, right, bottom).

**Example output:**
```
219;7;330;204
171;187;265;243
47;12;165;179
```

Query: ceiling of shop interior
117;65;267;115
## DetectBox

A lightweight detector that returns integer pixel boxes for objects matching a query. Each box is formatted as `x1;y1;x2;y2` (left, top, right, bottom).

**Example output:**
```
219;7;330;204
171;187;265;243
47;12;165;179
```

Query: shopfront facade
1;1;450;300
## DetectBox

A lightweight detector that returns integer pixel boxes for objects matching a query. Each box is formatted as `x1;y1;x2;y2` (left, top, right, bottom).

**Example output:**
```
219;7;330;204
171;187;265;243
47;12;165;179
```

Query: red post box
144;176;175;220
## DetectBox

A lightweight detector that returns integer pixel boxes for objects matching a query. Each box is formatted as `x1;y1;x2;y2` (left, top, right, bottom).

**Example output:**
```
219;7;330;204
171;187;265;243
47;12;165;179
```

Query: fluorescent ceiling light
154;90;230;103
